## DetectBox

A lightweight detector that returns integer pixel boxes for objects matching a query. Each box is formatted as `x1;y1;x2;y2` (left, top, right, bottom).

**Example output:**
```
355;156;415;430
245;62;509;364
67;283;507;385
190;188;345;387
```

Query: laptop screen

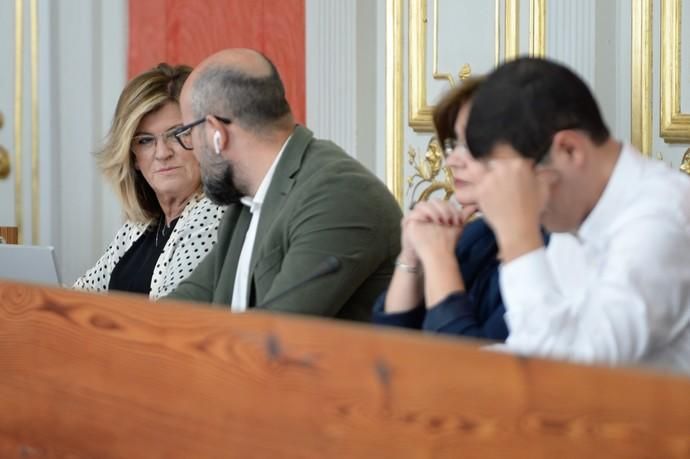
0;244;61;286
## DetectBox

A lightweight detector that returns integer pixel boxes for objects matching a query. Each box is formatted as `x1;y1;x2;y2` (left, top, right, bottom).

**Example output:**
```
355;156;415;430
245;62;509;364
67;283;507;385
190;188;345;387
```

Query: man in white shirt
465;57;690;374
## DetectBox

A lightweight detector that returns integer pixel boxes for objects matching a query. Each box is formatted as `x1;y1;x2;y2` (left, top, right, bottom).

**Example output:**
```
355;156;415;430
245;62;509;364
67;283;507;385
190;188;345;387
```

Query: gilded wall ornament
406;137;454;207
680;148;690;175
655;150;690;176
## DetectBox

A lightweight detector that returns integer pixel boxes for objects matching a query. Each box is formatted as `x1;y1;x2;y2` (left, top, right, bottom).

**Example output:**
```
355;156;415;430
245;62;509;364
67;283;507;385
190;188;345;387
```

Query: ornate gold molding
0;147;10;179
30;0;39;244
14;0;24;243
407;0;432;132
529;0;545;56
680;149;690;175
406;138;454;206
432;0;470;87
504;0;519;60
390;0;547;202
660;0;690;143
631;0;652;156
409;0;522;133
386;0;404;205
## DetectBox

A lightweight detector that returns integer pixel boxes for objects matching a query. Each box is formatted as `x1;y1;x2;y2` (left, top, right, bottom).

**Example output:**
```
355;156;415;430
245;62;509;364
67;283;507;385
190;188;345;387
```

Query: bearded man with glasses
164;48;402;321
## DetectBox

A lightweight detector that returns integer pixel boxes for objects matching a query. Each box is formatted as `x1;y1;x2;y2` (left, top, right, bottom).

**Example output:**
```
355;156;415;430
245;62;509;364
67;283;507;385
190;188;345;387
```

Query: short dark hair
466;57;610;161
432;76;483;146
192;55;291;132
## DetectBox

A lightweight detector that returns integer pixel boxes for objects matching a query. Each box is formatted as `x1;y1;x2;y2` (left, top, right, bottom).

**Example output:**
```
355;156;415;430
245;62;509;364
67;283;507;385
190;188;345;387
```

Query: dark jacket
166;125;402;321
372;218;508;340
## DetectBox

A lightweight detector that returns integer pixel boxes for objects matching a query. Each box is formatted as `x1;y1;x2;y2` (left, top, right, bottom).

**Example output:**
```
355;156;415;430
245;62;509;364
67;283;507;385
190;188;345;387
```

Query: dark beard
201;153;243;205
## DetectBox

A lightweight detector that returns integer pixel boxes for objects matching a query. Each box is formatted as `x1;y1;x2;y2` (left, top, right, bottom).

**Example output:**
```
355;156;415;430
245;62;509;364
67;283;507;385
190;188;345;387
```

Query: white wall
545;0;629;140
305;0;383;178
0;1;16;228
40;0;126;284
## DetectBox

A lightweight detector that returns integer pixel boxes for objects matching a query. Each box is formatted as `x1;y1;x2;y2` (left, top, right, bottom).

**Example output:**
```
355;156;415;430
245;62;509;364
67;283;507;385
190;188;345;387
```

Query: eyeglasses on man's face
173;115;232;151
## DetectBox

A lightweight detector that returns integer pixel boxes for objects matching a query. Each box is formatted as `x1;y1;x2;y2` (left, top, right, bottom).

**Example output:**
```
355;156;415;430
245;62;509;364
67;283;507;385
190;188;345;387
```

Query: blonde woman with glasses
74;63;225;299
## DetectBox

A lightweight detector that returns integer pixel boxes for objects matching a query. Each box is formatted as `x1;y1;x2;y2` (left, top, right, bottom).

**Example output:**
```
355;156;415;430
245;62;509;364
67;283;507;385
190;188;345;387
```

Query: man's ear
207;115;227;154
552;130;586;168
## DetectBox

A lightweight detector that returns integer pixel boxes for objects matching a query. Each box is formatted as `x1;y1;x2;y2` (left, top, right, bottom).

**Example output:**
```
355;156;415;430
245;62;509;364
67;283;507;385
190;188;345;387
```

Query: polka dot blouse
73;193;225;299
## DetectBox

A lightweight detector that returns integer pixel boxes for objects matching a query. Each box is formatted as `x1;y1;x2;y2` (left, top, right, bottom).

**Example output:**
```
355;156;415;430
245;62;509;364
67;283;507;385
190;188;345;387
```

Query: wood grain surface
0;281;689;458
0;227;18;244
128;0;306;124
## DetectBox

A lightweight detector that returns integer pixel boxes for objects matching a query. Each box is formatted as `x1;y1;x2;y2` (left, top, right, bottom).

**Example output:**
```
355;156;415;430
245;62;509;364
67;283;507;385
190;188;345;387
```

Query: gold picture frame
660;0;690;143
631;0;653;155
408;0;546;133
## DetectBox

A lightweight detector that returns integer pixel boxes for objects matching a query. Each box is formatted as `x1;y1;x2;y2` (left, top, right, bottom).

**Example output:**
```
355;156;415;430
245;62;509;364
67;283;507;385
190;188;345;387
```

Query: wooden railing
0;281;688;458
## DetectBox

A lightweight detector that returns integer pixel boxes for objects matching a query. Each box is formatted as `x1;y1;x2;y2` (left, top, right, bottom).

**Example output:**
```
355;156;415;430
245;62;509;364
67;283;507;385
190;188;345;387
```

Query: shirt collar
240;134;292;213
577;142;642;243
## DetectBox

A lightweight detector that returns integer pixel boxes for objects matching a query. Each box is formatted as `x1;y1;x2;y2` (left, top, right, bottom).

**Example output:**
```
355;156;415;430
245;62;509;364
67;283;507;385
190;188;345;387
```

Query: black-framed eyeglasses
173;115;231;150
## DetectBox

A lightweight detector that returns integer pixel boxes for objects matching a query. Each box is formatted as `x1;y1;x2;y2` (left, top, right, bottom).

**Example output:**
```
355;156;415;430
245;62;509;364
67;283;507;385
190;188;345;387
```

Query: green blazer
165;126;402;321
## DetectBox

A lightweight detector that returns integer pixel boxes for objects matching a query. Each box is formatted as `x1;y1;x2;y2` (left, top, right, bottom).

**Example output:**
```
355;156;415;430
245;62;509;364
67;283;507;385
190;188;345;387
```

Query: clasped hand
400;199;477;266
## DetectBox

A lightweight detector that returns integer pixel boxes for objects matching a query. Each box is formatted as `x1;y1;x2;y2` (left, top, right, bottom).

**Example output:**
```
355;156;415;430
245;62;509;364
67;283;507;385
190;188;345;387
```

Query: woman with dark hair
74;63;225;298
372;77;508;340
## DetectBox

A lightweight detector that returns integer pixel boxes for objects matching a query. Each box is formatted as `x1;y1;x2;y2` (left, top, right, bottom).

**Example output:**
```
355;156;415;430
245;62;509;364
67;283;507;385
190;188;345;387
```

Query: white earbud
213;131;221;154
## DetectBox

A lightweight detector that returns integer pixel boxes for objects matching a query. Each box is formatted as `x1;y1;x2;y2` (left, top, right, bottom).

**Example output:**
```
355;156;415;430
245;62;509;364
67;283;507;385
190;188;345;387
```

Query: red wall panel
128;0;305;123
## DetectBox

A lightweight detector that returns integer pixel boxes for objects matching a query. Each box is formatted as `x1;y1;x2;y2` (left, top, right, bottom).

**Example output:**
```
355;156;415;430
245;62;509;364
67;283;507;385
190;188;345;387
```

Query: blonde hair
96;63;192;223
